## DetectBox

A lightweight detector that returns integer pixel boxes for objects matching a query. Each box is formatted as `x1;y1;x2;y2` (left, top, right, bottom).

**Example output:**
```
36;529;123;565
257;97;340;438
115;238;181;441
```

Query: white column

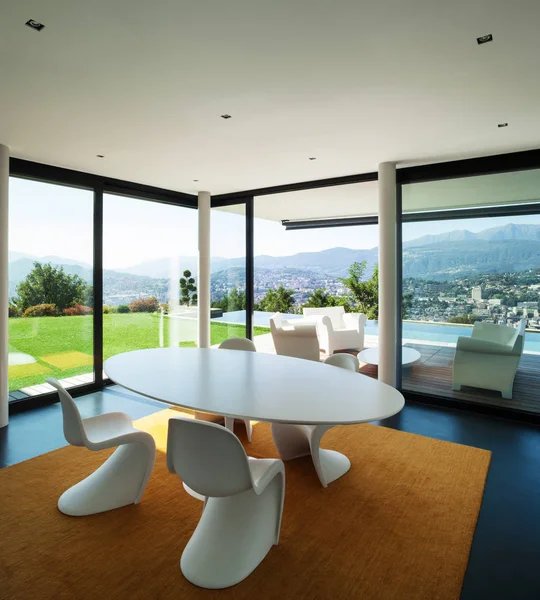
0;145;9;427
378;162;397;387
197;191;211;348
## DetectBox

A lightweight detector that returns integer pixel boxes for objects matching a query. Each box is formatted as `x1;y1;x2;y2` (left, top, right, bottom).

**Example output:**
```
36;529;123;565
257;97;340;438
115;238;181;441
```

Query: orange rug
0;409;491;600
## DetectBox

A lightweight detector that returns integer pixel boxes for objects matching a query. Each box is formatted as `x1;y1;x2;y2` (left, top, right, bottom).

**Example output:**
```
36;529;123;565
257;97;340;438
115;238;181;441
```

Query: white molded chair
303;306;367;355
323;352;360;371
218;338;256;441
47;378;156;516
219;337;256;352
167;417;285;589
271;353;358;487
452;319;526;399
269;312;320;361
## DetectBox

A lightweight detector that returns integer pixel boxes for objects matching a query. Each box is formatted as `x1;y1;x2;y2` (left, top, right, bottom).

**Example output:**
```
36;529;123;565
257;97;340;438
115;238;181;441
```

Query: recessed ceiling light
477;34;493;45
96;154;105;158
497;123;508;128
221;114;232;119
309;157;317;161
25;19;45;32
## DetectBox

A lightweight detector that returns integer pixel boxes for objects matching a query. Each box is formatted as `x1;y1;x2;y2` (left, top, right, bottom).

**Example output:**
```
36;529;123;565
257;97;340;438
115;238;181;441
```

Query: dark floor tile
0;386;165;468
379;404;540;600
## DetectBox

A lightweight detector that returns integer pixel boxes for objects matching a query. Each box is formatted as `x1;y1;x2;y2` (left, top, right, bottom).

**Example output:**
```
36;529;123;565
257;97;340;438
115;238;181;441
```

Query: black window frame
9;147;540;425
8;159;196;413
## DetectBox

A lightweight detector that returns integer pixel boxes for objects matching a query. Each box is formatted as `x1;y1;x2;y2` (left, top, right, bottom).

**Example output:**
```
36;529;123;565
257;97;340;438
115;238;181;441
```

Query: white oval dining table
104;347;405;488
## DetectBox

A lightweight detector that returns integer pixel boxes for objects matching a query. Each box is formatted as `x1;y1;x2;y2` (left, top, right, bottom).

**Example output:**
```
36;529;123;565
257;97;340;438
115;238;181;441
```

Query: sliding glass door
8;177;94;398
103;193;199;362
253;183;379;357
400;168;540;416
211;204;248;342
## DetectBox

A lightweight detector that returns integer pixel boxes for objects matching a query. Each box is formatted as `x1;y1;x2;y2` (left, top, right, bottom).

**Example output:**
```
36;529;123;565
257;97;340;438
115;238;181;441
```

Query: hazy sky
9;177;540;268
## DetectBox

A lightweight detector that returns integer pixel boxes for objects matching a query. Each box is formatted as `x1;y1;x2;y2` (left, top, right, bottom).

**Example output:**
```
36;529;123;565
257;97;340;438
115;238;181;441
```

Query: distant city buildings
403;274;540;329
102;262;540;331
471;286;483;302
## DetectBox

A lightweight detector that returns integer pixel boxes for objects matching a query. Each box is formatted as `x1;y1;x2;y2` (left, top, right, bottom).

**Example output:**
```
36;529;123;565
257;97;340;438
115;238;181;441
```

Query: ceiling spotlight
96;154;105;158
497;123;508;128
309;157;317;161
25;19;45;32
221;114;232;119
476;34;493;45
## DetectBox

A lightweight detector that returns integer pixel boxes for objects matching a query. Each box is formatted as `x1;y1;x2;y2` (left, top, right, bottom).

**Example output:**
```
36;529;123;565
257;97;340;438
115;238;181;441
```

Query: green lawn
8;313;269;391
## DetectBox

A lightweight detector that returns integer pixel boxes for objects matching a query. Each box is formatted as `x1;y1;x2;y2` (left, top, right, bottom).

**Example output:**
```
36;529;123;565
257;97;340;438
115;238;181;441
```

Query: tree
303;288;351;311
338;261;412;320
15;262;87;312
83;285;94;308
402;293;414;319
255;285;296;313
212;287;246;312
340;261;379;319
180;270;197;306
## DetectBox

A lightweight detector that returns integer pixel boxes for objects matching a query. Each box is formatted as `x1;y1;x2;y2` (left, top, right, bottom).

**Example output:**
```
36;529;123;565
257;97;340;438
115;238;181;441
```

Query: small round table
358;346;421;367
104;348;405;489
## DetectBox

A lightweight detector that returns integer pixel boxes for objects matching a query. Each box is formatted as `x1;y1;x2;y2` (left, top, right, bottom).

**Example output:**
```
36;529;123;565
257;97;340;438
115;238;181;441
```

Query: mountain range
403;223;540;279
9;223;540;297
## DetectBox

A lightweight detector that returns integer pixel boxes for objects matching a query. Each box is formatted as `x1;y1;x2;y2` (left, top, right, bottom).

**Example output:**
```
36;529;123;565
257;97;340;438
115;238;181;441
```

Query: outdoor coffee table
358;346;421;368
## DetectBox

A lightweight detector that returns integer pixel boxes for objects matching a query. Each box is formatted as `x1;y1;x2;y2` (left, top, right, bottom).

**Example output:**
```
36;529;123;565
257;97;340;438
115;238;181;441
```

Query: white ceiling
218;182;378;221
2;0;540;197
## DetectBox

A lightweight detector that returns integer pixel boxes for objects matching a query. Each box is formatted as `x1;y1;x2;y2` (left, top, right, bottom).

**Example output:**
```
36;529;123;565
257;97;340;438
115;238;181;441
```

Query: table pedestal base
271;423;350;487
316;448;351;486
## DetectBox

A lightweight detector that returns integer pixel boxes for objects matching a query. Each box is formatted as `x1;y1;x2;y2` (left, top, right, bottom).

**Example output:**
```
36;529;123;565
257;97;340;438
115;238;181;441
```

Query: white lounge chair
269;312;320;361
271;353;358;487
167;417;285;589
452;319;526;399
303;306;367;355
47;378;156;516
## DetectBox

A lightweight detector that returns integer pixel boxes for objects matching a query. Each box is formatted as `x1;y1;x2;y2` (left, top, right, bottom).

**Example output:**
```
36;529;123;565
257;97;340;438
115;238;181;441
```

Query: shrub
160;303;169;314
117;304;130;314
63;303;93;316
23;303;59;317
448;315;481;325
8;304;20;318
129;297;159;313
102;305;110;314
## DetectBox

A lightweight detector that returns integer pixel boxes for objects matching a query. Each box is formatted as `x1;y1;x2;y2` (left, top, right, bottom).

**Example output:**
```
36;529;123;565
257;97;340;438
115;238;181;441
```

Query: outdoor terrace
253;332;540;417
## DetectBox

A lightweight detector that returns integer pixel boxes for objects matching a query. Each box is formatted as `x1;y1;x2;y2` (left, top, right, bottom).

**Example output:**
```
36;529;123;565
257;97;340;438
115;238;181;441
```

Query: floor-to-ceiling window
8;177;94;397
253;182;379;357
210;204;248;341
102;193;199;361
401;168;540;415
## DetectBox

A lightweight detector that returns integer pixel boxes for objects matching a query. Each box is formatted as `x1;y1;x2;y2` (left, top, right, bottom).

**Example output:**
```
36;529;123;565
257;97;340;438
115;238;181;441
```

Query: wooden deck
253;332;540;415
360;343;540;416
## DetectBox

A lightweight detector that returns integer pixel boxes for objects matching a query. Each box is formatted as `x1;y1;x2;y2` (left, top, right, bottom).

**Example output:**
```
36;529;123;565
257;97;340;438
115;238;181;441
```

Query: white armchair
302;306;367;355
269;313;320;361
452;319;526;399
